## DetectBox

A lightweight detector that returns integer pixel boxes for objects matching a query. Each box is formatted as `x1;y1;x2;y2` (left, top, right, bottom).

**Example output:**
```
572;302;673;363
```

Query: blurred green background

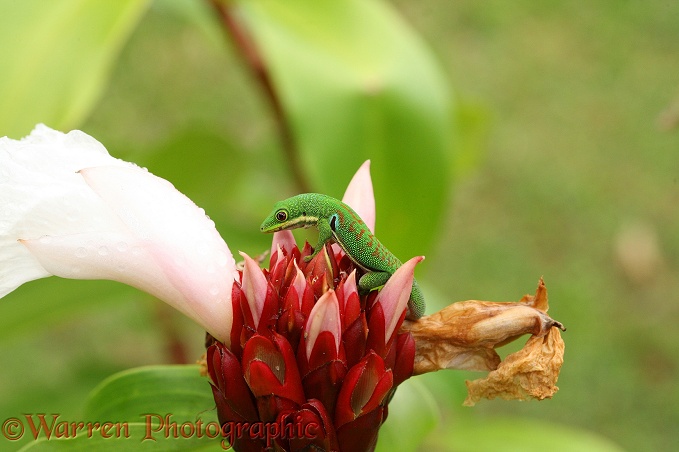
1;0;678;450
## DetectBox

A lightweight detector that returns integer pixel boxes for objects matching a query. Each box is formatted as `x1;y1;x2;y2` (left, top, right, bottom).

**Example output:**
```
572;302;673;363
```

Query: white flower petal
80;165;237;317
20;231;233;343
0;125;129;296
1;125;237;343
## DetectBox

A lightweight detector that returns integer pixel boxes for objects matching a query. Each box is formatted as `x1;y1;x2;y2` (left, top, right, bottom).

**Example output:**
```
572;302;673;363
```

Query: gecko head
260;195;314;233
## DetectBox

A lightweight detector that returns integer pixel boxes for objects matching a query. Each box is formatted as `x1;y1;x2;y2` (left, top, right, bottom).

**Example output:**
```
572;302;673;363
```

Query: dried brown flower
401;278;565;405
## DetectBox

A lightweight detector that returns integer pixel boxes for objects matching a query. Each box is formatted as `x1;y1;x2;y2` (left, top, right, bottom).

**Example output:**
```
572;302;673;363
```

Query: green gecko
260;193;425;319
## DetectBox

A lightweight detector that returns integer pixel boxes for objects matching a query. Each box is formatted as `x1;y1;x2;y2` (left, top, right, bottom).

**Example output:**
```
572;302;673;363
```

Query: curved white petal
342;160;375;233
1;125;236;343
376;256;424;342
305;289;341;360
240;251;268;329
291;259;306;310
0;125;128;297
342;269;359;309
79;165;237;341
270;230;296;256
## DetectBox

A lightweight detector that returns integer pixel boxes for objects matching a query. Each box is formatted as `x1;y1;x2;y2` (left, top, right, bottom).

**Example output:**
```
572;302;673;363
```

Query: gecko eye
275;210;288;222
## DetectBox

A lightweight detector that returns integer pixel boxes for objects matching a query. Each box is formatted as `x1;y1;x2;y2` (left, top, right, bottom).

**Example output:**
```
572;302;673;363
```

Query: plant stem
209;0;310;193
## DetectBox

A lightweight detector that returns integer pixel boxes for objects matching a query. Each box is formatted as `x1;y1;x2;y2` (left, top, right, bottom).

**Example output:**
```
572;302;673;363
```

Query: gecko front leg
303;218;334;262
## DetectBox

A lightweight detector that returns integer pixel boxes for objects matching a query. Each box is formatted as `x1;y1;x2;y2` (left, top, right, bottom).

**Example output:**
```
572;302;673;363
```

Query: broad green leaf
0;0;150;137
236;0;456;259
17;366;221;450
84;365;214;423
376;379;439;452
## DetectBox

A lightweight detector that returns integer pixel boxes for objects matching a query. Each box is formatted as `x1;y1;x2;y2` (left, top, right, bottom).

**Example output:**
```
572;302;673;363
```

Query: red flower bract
207;233;417;451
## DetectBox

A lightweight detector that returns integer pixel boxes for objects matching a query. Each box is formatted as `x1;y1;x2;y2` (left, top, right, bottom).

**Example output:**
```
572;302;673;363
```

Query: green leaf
376;379;440;452
236;0;456;259
12;366;223;451
0;0;150;137
84;365;214;423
